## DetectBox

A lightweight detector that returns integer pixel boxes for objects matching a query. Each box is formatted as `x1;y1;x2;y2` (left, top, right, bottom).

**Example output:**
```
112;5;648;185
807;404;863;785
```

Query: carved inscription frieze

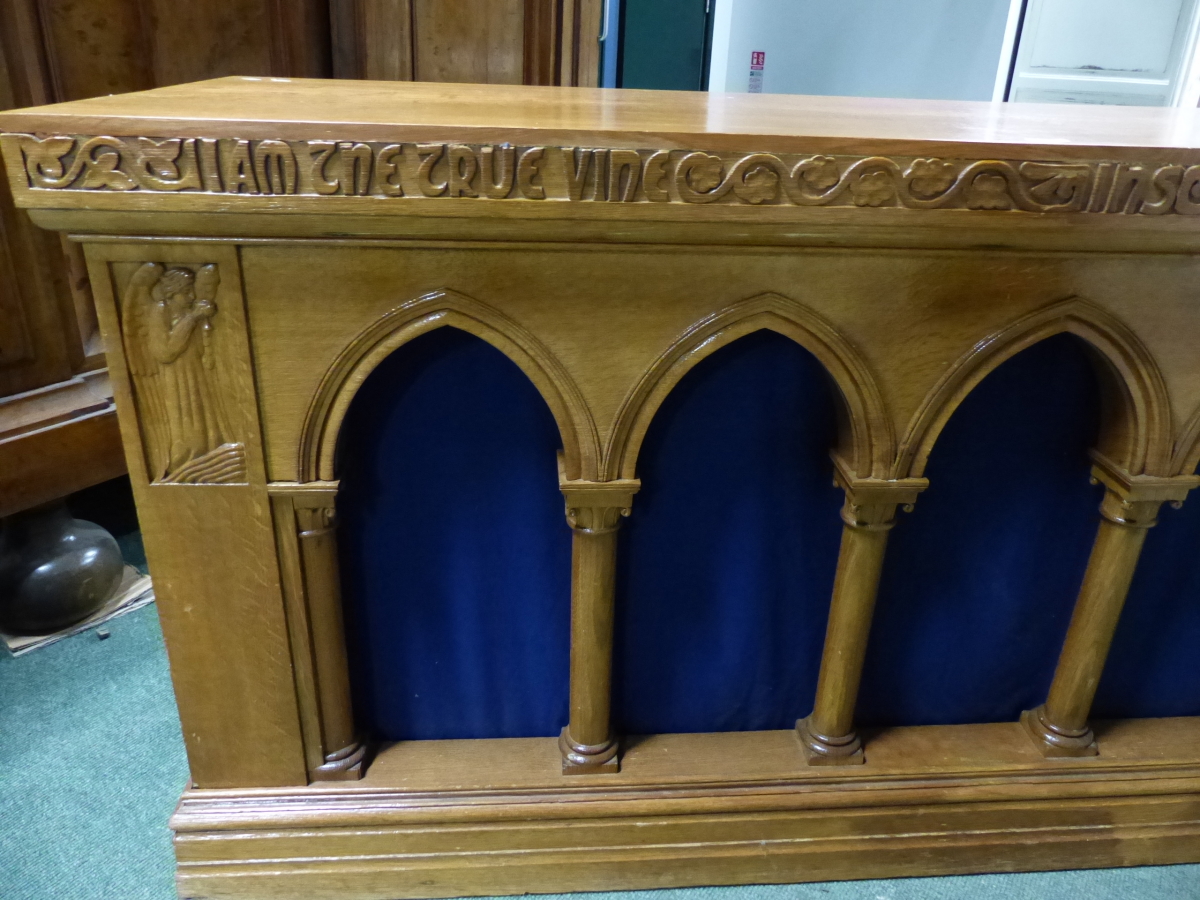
122;262;246;484
7;133;1200;215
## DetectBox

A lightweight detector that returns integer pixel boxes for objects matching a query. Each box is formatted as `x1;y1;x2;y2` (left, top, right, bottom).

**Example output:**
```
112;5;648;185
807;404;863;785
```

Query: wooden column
271;483;366;781
1022;457;1199;757
558;471;640;774
798;459;927;765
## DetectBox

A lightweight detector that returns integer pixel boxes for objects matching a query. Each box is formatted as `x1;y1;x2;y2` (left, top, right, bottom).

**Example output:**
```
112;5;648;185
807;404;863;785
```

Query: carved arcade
8;134;1200;215
10;78;1200;895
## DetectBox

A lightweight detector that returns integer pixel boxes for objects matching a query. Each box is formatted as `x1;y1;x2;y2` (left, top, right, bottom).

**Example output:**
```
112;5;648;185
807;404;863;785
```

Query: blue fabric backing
614;331;843;733
336;327;1200;740
337;328;570;741
858;334;1101;726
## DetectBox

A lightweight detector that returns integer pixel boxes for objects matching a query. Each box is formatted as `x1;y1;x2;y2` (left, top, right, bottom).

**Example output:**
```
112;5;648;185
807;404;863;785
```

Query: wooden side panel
137;485;306;787
87;241;306;788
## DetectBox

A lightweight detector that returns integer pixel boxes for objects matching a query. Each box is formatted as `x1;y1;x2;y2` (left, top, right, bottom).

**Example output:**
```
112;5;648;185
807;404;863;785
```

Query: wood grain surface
3;80;1200;896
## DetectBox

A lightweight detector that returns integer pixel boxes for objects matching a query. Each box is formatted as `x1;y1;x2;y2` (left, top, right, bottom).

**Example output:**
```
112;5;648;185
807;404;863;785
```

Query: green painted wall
620;0;712;90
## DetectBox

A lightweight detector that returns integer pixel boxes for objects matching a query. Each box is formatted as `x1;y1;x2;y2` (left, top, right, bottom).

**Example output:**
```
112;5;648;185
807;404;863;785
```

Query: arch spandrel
897;297;1173;480
604;292;894;483
299;289;600;483
1172;406;1200;477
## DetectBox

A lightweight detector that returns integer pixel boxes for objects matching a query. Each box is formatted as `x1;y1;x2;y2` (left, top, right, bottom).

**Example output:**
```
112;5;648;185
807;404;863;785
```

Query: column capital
559;475;641;535
832;455;928;531
1089;452;1200;528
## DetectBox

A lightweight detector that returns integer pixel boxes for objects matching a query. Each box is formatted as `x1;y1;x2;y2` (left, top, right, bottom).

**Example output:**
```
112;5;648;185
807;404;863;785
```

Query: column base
796;716;864;766
311;740;367;781
559;728;619;774
1020;706;1098;758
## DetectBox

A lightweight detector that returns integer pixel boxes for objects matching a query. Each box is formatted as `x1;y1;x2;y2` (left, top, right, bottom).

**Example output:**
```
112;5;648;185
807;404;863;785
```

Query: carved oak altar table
5;78;1200;898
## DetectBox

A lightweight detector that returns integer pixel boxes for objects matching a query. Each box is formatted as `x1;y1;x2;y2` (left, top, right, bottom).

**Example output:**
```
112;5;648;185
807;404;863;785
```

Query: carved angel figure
123;262;244;483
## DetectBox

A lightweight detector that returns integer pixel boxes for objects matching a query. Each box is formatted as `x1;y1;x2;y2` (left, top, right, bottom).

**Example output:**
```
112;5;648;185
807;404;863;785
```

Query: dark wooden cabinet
1;0;593;517
331;0;601;86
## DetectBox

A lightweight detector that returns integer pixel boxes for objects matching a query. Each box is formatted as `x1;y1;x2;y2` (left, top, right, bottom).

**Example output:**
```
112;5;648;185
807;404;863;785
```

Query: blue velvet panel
336;328;570;741
857;334;1102;726
613;331;843;734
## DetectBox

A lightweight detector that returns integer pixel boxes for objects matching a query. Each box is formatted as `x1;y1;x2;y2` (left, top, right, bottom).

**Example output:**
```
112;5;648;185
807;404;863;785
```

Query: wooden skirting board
173;720;1200;899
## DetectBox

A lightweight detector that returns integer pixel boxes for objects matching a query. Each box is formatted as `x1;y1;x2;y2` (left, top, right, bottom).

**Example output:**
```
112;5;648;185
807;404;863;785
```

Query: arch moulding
604;292;894;482
298;289;600;483
896;297;1173;480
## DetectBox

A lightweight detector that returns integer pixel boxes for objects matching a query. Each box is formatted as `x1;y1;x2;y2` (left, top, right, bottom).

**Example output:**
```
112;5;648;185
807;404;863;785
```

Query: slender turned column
558;472;640;774
294;498;366;780
1022;456;1199;758
798;459;927;766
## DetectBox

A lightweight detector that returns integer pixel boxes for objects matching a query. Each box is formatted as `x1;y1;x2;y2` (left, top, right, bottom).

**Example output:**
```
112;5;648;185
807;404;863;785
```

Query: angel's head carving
147;264;219;322
151;266;195;310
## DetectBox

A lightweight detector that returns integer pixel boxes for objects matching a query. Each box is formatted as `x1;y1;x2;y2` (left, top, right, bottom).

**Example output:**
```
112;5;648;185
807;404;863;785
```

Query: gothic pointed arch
299;289;599;482
605;292;893;481
897;297;1172;479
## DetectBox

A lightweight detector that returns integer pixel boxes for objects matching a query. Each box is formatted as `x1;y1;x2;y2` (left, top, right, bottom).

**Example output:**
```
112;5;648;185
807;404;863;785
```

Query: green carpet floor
3;603;1200;899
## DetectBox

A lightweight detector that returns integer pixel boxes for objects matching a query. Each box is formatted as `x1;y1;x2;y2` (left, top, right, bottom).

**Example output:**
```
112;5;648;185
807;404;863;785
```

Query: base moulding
172;719;1200;900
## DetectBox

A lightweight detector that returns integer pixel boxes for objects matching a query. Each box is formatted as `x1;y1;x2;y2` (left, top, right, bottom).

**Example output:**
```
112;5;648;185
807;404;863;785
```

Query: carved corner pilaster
1020;706;1097;758
796;715;863;766
269;481;365;783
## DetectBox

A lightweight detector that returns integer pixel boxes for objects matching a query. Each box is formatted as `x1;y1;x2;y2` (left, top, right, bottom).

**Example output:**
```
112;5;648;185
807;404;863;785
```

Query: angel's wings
121;262;170;478
194;263;220;304
122;262;164;378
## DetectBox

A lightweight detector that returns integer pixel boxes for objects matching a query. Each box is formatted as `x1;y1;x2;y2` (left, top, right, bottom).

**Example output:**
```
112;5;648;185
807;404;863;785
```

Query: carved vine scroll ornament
8;134;1200;215
122;262;246;484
